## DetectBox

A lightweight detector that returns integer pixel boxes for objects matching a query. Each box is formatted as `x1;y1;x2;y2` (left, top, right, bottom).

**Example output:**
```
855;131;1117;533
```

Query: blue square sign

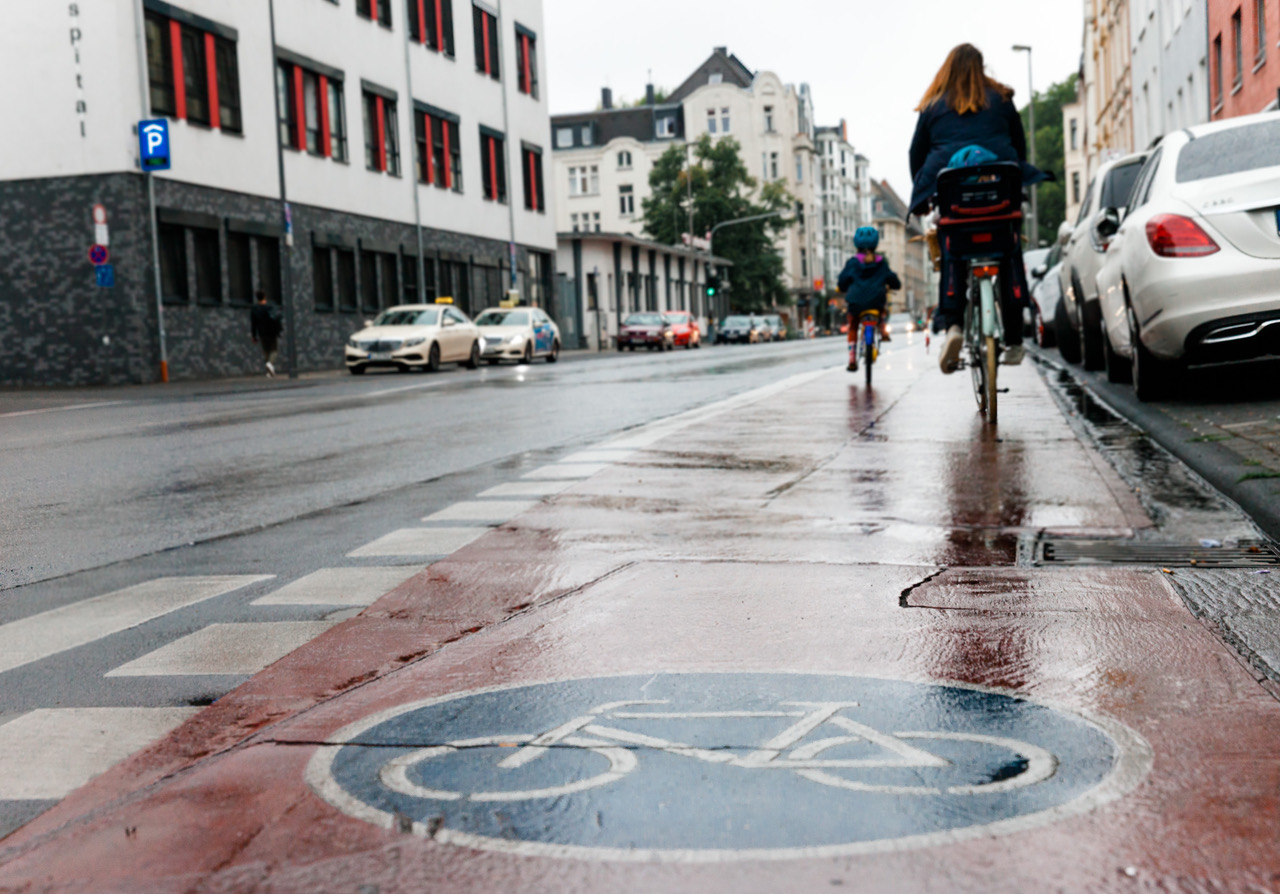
138;119;171;171
96;264;115;288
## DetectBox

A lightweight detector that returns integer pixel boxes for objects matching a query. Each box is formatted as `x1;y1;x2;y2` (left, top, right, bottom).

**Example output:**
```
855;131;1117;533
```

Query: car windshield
624;314;664;326
723;316;750;326
1100;161;1143;209
1177;120;1280;183
372;309;439;327
663;313;689;322
476;310;530;326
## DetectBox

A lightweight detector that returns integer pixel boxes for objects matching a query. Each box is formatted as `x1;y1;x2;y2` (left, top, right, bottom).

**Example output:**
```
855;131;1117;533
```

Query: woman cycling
907;43;1047;374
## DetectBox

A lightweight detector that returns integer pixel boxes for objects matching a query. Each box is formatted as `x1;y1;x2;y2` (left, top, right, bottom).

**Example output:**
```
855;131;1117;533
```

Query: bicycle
935;162;1025;426
376;699;1057;802
847;310;881;388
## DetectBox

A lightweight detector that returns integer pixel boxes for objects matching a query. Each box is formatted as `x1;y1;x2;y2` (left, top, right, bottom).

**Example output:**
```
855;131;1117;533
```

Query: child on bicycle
838;227;902;372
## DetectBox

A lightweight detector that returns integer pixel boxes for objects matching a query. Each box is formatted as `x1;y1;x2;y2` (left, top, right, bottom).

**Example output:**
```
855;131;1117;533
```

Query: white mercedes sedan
475;307;561;364
344;303;481;374
1094;112;1280;400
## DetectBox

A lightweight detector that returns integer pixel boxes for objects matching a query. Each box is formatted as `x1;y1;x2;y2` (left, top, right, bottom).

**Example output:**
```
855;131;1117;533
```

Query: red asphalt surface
3;347;1280;892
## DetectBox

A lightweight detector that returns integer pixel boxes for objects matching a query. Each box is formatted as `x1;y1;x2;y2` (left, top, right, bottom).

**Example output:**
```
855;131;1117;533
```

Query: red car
662;311;703;349
617;313;674;351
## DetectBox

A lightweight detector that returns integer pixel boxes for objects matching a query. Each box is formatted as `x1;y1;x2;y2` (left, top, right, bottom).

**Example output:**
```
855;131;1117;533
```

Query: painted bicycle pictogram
377;698;1058;802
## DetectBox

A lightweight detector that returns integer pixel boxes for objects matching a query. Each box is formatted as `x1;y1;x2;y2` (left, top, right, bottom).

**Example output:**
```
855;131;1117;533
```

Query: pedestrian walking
250;291;283;377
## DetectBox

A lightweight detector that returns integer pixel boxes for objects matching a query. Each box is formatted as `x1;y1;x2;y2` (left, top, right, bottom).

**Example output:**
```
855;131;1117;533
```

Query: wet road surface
2;337;1280;891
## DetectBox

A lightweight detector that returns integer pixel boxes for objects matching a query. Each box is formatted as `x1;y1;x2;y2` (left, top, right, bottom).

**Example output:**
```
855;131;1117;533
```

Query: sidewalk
3;354;1279;892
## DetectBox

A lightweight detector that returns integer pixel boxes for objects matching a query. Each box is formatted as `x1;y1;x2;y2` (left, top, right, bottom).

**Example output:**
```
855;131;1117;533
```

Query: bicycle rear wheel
864;333;874;388
985;335;999;425
964;302;986;414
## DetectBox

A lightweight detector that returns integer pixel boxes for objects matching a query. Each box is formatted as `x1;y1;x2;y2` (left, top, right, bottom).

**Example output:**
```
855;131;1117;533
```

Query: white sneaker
939;326;963;374
265;362;275;377
1000;344;1026;366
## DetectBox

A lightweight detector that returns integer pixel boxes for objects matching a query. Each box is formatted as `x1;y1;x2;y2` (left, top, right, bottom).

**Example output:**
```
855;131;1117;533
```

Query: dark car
617;313;674;351
716;315;764;344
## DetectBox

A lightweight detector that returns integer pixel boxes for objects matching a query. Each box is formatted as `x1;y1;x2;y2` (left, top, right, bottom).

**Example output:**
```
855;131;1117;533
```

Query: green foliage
641;134;792;312
1020;73;1077;247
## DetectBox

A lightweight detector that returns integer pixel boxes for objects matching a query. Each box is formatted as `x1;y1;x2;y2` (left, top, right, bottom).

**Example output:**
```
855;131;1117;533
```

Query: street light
1013;44;1038;247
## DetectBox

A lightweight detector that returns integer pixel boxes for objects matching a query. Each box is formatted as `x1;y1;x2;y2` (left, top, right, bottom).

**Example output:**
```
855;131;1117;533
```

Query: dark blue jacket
838;255;901;315
907;87;1045;216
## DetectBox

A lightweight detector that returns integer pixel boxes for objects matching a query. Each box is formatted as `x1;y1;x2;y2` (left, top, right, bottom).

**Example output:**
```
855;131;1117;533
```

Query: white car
1029;242;1065;349
1094;112;1280;400
1057;150;1149;368
344;303;480;374
475;307;561;364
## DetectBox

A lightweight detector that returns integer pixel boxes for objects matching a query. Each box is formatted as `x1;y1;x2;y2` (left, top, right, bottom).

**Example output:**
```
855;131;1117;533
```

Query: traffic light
705;274;719;298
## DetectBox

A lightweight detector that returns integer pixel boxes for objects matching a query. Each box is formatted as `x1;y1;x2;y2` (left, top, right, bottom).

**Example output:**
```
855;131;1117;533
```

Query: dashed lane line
347;527;487;558
0;401;130;419
252;567;425;607
0;576;274;676
522;464;612;480
478;480;578;497
423;500;540;523
105;622;338;677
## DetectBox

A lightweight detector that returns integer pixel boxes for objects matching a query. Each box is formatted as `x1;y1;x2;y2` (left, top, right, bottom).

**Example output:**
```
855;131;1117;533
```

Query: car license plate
368;352;392;361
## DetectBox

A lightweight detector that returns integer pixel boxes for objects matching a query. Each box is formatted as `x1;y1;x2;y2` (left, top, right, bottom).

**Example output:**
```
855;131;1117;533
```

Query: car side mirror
363;320;373;328
1057;220;1073;246
1031;265;1048;280
442;317;455;327
1095;208;1121;240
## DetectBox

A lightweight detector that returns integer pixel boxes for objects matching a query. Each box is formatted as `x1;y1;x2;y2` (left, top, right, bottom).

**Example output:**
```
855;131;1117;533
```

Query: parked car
475;307;561;364
1093;112;1280;400
618;313;674;351
762;314;786;341
1028;242;1064;348
662;310;703;348
344;302;480;374
716;315;765;344
1058;150;1150;368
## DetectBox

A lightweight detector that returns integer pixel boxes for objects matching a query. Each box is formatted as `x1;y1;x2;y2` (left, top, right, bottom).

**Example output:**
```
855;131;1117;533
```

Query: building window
522;145;545;212
568;165;598;196
415;107;461;191
360;249;379;312
303;70;323;155
381;253;399;309
571;213;579;232
1233;9;1244;88
409;0;455;55
618;150;632;169
277;60;345;158
363;90;400;175
800;247;808;278
277;61;298;148
190;226;220;303
796;201;805;230
1255;0;1266;61
1072;171;1081;204
516;26;538;97
721;108;731;133
473;4;500;80
313;246;334;311
593;212;601;232
228;232;252;305
1070;118;1078;150
144;10;241;133
356;0;391;26
1214;34;1224;106
257;237;281;305
158;223;188;304
770;152;779;180
707;109;717;134
555;127;574;148
480;129;507;202
656;116;676;138
764;105;774;132
619;184;634;217
336;248;357;312
327;78;348;161
580;125;592;145
796;157;803;182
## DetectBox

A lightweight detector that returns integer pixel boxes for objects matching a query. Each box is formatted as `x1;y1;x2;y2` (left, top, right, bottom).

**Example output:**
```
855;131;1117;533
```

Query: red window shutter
375;95;387;172
527;151;537;211
416;0;427;42
292;65;306;149
482;13;491;75
424;114;435;184
169;19;186;119
318;74;332;157
442;120;453;188
487;136;498;200
434;0;444;51
370;0;378;22
204;32;220;129
521;35;531;93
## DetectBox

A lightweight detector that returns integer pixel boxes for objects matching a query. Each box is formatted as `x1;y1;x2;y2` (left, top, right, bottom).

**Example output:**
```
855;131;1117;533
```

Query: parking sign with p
138;119;171;171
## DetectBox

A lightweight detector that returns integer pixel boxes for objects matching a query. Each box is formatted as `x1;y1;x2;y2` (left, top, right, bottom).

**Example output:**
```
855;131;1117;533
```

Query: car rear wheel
522;343;533;364
1034;307;1056;348
1128;304;1178;401
1080;301;1105;370
465;341;480;370
425;343;441;373
1102;323;1130;384
1055;299;1081;363
348;366;366;375
547;340;560;363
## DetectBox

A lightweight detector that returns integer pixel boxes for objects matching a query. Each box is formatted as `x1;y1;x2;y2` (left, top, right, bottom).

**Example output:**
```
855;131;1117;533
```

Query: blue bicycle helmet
853;226;880;252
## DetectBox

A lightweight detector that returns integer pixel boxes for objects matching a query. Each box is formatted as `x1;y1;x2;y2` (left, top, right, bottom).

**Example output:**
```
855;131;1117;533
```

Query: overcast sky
543;0;1083;194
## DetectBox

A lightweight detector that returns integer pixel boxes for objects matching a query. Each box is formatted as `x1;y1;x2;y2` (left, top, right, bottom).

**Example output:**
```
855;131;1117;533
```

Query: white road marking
0;708;198;800
0;576;273;675
106;621;337;677
478;480;577;497
522;464;611;480
423;500;538;523
0;401;129;419
252;567;424;607
559;450;636;463
347;527;486;558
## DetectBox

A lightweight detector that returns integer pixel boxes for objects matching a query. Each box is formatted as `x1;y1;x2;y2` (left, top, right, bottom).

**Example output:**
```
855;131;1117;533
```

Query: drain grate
1038;539;1280;568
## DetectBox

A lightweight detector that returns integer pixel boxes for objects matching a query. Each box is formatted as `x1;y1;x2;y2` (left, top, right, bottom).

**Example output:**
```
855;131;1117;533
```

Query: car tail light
1145;214;1220;258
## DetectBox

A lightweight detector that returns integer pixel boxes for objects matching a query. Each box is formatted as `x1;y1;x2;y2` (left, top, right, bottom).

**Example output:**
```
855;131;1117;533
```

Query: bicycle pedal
998;388;1010;393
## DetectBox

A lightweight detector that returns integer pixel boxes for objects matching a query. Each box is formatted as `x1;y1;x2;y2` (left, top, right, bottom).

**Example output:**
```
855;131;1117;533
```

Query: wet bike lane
3;352;1279;892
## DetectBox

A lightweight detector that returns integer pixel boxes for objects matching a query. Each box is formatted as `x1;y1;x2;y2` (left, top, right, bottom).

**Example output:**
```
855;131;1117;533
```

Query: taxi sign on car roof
435;297;453;304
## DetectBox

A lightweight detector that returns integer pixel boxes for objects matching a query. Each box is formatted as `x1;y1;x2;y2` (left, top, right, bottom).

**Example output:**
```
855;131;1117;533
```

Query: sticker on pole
307;673;1152;861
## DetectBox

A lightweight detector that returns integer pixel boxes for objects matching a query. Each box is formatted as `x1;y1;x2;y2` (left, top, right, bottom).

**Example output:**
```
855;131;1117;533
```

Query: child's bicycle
847;309;882;388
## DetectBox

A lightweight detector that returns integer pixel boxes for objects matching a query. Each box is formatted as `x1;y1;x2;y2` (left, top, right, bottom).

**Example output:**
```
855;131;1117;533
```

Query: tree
1020;73;1076;247
641;134;792;312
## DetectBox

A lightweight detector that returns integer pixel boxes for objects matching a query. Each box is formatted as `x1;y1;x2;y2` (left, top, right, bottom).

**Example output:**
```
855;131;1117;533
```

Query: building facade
1;0;557;386
1083;0;1136;173
550;48;823;327
815;121;864;293
1063;86;1088;224
869;180;931;320
1161;0;1212;129
1209;0;1280;119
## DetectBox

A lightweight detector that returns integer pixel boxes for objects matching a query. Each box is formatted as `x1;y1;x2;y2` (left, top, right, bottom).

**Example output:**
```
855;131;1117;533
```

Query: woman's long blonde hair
916;44;1013;114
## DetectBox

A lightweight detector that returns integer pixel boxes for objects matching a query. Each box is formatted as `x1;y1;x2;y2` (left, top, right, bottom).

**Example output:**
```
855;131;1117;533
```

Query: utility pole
268;0;299;378
497;0;519;300
1013;44;1038;246
131;0;168;383
402;0;426;303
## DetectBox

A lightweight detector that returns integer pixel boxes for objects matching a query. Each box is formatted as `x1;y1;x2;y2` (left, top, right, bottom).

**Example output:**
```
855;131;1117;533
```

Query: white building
815;121;866;291
1063;87;1089;225
551;48;823;325
0;0;557;384
1130;0;1210;149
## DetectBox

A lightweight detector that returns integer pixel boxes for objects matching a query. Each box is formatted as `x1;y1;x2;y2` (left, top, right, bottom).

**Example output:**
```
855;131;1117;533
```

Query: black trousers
931;239;1027;346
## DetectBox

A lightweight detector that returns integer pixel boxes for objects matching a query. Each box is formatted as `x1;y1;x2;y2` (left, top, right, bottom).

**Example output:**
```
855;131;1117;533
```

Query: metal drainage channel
1036;539;1280;568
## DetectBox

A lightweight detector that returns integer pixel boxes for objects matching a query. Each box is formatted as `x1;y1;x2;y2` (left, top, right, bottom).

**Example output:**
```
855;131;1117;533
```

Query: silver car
1028;243;1064;349
1094;113;1280;400
1058;150;1149;368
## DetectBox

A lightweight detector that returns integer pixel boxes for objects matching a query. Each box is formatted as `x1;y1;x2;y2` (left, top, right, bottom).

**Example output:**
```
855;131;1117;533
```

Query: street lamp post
1013;44;1038;247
